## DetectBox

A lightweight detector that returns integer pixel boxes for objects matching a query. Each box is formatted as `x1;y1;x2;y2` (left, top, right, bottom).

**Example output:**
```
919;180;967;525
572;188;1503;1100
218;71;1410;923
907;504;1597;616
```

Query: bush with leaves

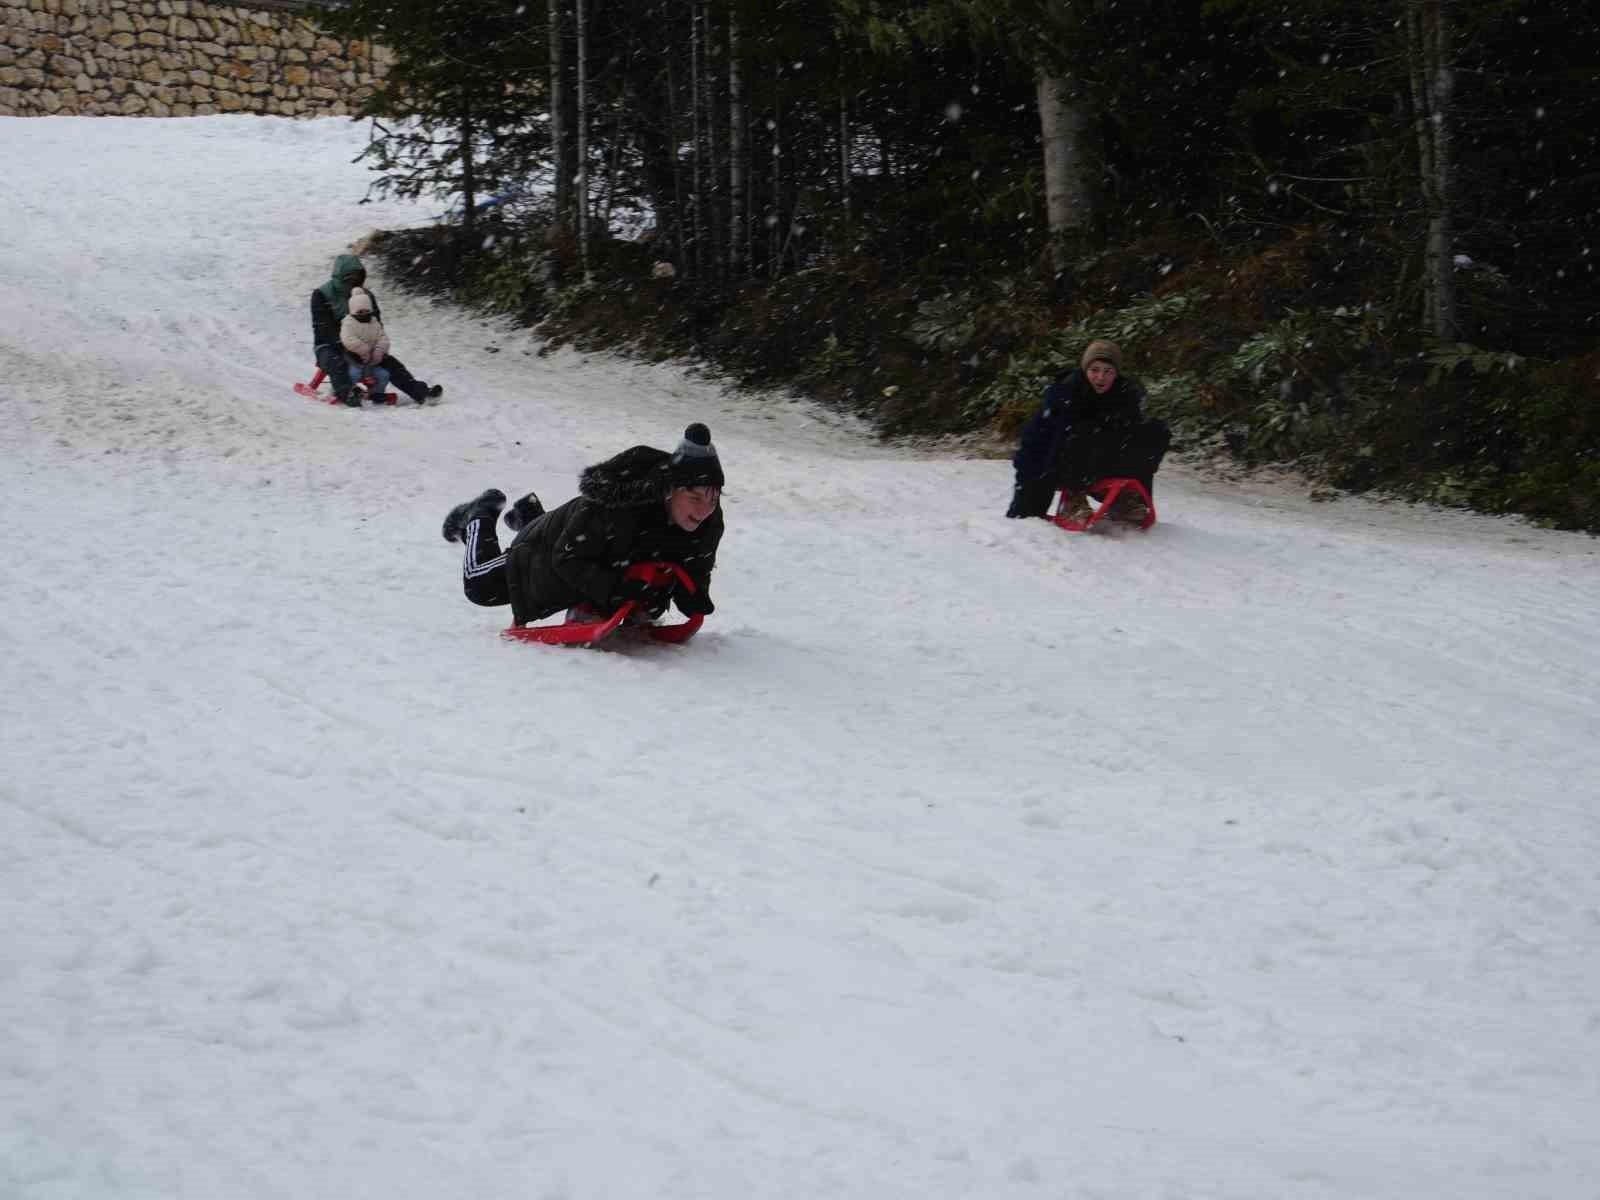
974;291;1208;429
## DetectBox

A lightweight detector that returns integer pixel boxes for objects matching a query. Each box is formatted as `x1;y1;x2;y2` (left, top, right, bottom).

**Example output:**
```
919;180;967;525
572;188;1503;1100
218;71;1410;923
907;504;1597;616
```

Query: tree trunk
575;0;590;278
458;116;476;235
769;69;782;277
1405;0;1457;339
690;0;706;282
548;0;571;223
838;87;850;227
665;21;688;278
1035;72;1093;275
703;0;723;283
728;10;746;278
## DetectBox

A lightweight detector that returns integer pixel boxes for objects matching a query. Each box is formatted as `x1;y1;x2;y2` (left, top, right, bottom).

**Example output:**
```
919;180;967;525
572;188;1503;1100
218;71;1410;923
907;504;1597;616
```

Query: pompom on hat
669;423;724;489
1080;339;1123;372
348;288;374;317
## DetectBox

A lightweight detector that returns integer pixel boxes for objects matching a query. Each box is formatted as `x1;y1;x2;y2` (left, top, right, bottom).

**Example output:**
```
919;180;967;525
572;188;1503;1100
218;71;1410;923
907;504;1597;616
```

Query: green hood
315;254;366;320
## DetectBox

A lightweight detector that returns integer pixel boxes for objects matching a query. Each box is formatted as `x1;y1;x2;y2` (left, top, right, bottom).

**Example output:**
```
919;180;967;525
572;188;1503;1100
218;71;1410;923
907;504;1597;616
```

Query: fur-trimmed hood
578;445;674;508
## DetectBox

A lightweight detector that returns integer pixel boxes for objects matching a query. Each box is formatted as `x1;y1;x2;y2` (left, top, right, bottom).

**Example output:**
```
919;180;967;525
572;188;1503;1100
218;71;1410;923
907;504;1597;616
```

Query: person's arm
1123;376;1148;423
374;328;391;362
1107;377;1145;429
1012;381;1068;479
673;512;722;616
674;567;715;616
311;291;338;347
340;320;363;358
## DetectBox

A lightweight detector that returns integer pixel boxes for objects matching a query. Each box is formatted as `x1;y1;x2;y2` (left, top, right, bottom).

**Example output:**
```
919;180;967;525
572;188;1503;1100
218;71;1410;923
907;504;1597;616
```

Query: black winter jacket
1012;368;1148;482
504;445;724;626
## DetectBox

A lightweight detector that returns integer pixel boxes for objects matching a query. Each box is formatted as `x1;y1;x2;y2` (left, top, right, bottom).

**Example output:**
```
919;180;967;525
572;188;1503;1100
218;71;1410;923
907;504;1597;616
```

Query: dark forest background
314;0;1600;530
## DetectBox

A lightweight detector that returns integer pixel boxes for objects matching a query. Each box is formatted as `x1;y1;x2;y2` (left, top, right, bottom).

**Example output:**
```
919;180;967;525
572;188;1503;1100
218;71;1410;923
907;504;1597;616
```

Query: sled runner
293;367;398;406
501;561;706;647
1052;477;1158;532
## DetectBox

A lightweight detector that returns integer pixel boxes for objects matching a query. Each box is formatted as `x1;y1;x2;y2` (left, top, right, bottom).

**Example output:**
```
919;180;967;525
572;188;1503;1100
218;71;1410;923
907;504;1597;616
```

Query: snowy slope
2;116;1598;1200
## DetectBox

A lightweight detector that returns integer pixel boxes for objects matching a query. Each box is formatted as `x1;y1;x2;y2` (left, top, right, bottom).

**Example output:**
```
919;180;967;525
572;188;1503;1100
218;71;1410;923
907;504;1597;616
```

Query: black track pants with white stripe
460;516;512;607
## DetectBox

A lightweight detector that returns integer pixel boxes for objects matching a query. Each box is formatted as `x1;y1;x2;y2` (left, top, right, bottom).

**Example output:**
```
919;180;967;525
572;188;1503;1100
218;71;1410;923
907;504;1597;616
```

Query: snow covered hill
3;115;1598;1199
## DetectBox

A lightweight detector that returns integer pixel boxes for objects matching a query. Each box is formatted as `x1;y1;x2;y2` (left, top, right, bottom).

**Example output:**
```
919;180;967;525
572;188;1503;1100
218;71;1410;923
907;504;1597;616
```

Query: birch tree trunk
1404;0;1457;338
1035;72;1093;274
728;10;746;278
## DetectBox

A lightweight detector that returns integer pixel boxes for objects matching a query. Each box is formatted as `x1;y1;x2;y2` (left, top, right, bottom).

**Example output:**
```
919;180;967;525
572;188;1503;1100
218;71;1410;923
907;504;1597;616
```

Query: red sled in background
293;366;397;406
501;561;706;648
1052;477;1158;532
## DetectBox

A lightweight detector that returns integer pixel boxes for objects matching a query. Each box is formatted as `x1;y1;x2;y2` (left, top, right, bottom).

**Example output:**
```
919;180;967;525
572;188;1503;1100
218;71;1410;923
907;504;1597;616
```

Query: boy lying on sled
442;424;724;637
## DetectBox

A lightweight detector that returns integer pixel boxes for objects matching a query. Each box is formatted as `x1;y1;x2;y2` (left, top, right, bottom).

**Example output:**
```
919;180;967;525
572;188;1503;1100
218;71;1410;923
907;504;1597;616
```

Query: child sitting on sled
441;423;725;628
340;288;392;402
1005;339;1171;523
309;253;443;406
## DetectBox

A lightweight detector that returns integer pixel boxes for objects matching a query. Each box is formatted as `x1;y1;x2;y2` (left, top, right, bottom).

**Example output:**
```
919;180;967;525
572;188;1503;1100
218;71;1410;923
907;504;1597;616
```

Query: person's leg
1056;429;1119;494
1101;420;1172;492
1006;473;1058;519
442;489;511;606
366;364;391;400
381;353;436;404
344;354;371;397
505;491;545;532
460;514;513;606
443;488;506;544
315;343;358;404
1094;421;1170;521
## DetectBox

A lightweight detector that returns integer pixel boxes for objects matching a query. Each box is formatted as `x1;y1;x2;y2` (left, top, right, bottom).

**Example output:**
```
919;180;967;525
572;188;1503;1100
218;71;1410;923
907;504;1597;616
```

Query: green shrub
973;291;1209;428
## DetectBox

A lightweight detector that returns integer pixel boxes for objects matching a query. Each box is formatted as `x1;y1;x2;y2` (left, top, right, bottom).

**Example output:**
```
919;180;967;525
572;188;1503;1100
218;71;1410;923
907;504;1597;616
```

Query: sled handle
621;560;698;594
621;561;704;641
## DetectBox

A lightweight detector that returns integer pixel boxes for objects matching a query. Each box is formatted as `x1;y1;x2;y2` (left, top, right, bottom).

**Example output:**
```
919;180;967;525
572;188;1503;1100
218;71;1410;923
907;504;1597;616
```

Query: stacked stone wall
0;0;389;116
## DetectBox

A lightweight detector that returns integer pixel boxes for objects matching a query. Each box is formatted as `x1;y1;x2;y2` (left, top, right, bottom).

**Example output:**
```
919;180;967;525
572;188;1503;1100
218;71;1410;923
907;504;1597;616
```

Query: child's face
668;486;720;531
354;312;373;323
1086;361;1118;393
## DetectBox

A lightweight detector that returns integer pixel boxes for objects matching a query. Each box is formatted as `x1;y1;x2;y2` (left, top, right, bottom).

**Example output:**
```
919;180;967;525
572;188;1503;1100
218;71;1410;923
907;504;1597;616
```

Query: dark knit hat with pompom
669;423;724;489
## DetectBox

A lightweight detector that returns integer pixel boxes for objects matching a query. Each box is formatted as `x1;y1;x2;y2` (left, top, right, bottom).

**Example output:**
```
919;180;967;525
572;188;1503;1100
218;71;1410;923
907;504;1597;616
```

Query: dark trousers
459;515;512;607
314;343;429;402
1006;419;1171;518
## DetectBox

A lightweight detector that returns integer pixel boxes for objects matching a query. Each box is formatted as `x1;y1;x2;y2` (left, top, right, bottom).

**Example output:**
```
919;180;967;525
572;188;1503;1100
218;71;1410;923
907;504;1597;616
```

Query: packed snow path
2;117;1598;1199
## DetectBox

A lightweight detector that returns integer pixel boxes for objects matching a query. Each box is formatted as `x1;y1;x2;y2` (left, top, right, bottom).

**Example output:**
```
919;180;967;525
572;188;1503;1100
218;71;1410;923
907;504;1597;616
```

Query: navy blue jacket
1012;368;1147;481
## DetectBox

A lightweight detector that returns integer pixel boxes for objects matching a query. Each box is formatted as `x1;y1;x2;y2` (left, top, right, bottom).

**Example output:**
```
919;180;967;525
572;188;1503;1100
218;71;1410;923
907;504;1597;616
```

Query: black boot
504;491;545;532
442;488;507;543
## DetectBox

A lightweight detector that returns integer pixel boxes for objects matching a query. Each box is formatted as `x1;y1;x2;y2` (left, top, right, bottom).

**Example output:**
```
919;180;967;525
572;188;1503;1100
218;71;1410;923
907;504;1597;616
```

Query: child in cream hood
340;288;393;402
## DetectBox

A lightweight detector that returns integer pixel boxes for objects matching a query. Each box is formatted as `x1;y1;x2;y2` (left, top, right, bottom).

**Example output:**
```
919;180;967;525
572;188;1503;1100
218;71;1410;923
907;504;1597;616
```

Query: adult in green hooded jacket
309;254;443;406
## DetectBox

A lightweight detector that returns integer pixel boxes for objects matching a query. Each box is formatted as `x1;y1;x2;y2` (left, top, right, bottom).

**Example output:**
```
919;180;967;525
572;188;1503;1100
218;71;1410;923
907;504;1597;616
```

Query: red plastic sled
294;366;397;406
501;562;706;647
1052;477;1158;532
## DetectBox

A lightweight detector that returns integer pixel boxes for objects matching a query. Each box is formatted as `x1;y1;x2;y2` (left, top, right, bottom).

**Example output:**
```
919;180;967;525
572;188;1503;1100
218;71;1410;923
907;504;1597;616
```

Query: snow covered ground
2;116;1598;1200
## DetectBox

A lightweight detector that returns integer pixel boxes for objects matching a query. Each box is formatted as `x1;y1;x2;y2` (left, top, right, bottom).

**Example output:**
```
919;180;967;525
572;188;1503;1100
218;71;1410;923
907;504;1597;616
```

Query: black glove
674;588;714;617
613;575;674;617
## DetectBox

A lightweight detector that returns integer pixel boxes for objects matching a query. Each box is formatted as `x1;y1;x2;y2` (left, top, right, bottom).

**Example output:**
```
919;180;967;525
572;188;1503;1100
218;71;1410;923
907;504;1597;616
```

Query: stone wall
0;0;389;117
